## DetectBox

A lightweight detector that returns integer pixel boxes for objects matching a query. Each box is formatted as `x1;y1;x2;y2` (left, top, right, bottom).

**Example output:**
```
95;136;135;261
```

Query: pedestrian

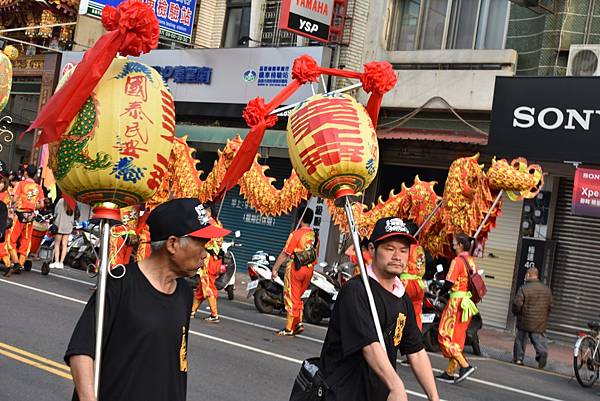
64;198;231;401
400;243;426;331
51;196;76;269
271;207;318;336
5;164;43;276
190;203;224;322
0;168;12;268
317;217;440;401
436;232;478;384
511;265;552;368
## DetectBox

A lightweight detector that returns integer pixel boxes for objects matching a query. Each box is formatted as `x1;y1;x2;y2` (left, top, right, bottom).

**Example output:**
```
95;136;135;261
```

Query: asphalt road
0;264;597;401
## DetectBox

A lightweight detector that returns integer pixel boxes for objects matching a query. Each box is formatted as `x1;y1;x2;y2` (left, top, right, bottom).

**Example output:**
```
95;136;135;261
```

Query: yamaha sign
279;0;334;43
489;76;600;164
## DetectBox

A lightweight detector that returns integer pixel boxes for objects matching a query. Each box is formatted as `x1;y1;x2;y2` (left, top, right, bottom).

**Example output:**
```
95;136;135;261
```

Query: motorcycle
63;221;100;273
302;262;340;325
421;265;483;356
214;230;241;300
247;250;285;314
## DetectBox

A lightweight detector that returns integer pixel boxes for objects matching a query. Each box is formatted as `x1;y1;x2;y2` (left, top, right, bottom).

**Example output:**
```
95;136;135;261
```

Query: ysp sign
279;0;334;43
489;76;600;164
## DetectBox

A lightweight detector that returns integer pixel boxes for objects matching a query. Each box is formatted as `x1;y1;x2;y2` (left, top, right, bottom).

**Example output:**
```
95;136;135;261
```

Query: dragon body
144;136;543;259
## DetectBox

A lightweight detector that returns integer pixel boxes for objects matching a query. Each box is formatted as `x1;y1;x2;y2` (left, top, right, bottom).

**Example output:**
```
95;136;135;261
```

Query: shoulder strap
459;255;473;275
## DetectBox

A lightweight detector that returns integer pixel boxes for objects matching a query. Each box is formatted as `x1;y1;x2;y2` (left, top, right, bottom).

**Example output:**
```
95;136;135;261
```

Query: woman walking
51;197;76;269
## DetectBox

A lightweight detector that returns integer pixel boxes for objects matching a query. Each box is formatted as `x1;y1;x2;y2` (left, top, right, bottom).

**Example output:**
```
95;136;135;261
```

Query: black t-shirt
65;263;193;401
320;276;423;401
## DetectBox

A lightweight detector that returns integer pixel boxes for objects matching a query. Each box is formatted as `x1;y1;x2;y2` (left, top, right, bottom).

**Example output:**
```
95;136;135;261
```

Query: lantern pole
94;218;112;398
342;196;386;351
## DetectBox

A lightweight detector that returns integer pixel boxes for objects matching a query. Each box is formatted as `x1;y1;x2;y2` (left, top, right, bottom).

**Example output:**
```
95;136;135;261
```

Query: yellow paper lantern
286;93;379;199
0;49;14;113
49;58;175;209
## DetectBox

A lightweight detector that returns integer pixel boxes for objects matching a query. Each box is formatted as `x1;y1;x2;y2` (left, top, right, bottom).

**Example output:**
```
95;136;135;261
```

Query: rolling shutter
548;178;600;339
476;194;523;329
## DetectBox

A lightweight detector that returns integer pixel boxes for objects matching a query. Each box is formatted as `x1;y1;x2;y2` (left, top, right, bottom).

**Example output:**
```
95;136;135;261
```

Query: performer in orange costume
436;233;479;384
345;238;372;276
0;174;13;268
271;207;318;336
191;204;223;323
6;165;43;274
400;244;426;330
109;206;138;268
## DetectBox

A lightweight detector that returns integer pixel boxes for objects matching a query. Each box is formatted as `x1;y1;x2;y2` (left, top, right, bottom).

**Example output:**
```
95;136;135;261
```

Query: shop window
223;0;252;48
387;0;508;51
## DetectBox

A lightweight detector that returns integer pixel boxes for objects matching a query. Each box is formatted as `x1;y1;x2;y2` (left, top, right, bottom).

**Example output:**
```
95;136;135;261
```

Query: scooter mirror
235;230;241;238
268;255;276;262
436;264;443;273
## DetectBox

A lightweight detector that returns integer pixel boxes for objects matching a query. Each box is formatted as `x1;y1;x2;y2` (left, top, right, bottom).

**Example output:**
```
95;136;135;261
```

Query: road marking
0;348;72;380
32;268;95;286
0;342;71;372
231;299;329;331
0;279;87;305
1;280;572;401
188;329;439;400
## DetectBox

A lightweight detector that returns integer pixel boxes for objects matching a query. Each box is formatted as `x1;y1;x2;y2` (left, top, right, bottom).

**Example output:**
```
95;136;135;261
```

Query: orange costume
283;226;318;331
438;251;479;374
0;190;12;266
350;248;372;276
400;244;426;330
192;217;223;318
109;206;138;268
7;178;43;266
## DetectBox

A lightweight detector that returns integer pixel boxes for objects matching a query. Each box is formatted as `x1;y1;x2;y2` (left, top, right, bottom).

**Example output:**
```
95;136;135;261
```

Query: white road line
0;280;571;401
231;299;329;331
0;279;86;305
197;310;324;344
32;269;95;286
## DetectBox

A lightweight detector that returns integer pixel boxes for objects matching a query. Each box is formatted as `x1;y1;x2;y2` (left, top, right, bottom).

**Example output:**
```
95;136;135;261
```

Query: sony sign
512;107;599;131
489;76;600;164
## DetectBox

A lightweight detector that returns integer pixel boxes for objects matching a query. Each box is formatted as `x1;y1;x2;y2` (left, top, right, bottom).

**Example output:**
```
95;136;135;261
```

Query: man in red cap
65;198;230;401
316;217;439;401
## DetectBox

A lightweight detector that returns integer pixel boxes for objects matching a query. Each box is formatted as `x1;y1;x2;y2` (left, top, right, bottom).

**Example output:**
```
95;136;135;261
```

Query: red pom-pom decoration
101;0;159;57
361;61;397;94
243;97;278;128
292;54;321;84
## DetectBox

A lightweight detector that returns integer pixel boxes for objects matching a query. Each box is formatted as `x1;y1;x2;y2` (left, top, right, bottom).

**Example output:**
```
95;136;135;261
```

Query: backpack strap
458;255;473;275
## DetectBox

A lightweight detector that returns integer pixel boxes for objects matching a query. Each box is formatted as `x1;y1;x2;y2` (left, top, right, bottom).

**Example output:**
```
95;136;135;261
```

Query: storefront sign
279;0;334;43
572;167;600;218
83;0;197;44
307;197;331;262
489;77;600;163
60;47;331;106
516;237;547;289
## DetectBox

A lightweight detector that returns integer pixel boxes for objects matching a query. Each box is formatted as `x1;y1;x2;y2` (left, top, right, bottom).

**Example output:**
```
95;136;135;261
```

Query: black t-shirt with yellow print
320;276;424;401
65;263;192;401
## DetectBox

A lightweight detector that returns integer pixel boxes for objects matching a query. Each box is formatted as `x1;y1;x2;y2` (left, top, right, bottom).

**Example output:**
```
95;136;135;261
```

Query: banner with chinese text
572;167;600;218
86;0;197;44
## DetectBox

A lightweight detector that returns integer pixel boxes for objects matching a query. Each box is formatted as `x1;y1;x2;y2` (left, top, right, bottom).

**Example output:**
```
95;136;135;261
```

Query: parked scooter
302;262;340;325
214;230;241;300
247;250;285;314
421;265;483;356
63;221;100;273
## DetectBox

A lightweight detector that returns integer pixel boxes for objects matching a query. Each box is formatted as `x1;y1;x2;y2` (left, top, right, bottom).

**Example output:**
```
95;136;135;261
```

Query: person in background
512;265;552;369
51;196;76;269
345;237;372;276
271;207;318;336
0;165;13;268
190;203;224;322
400;244;426;331
5;165;44;276
436;233;478;384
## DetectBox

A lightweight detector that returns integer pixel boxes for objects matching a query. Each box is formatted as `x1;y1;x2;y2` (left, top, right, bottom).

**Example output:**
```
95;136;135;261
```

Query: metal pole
270;82;363;116
0;22;76;34
473;190;503;241
414;200;442;237
343;196;386;350
94;219;112;399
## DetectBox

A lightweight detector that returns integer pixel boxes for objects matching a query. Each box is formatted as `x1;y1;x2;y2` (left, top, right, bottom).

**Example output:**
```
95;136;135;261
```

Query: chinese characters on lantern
289;97;365;175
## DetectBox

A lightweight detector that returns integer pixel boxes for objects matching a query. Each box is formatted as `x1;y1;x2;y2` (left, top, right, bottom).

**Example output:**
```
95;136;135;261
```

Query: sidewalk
477;327;575;377
232;272;576;377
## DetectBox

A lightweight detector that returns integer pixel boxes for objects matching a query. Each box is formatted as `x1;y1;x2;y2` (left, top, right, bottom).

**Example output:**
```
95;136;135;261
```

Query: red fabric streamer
62;192;77;212
25;0;159;146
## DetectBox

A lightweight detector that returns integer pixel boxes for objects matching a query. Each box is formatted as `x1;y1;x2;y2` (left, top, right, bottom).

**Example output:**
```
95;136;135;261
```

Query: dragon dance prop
24;2;167;397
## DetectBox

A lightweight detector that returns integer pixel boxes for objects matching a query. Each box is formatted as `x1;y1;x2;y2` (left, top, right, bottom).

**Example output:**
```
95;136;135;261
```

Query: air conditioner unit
567;45;600;76
509;0;554;14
